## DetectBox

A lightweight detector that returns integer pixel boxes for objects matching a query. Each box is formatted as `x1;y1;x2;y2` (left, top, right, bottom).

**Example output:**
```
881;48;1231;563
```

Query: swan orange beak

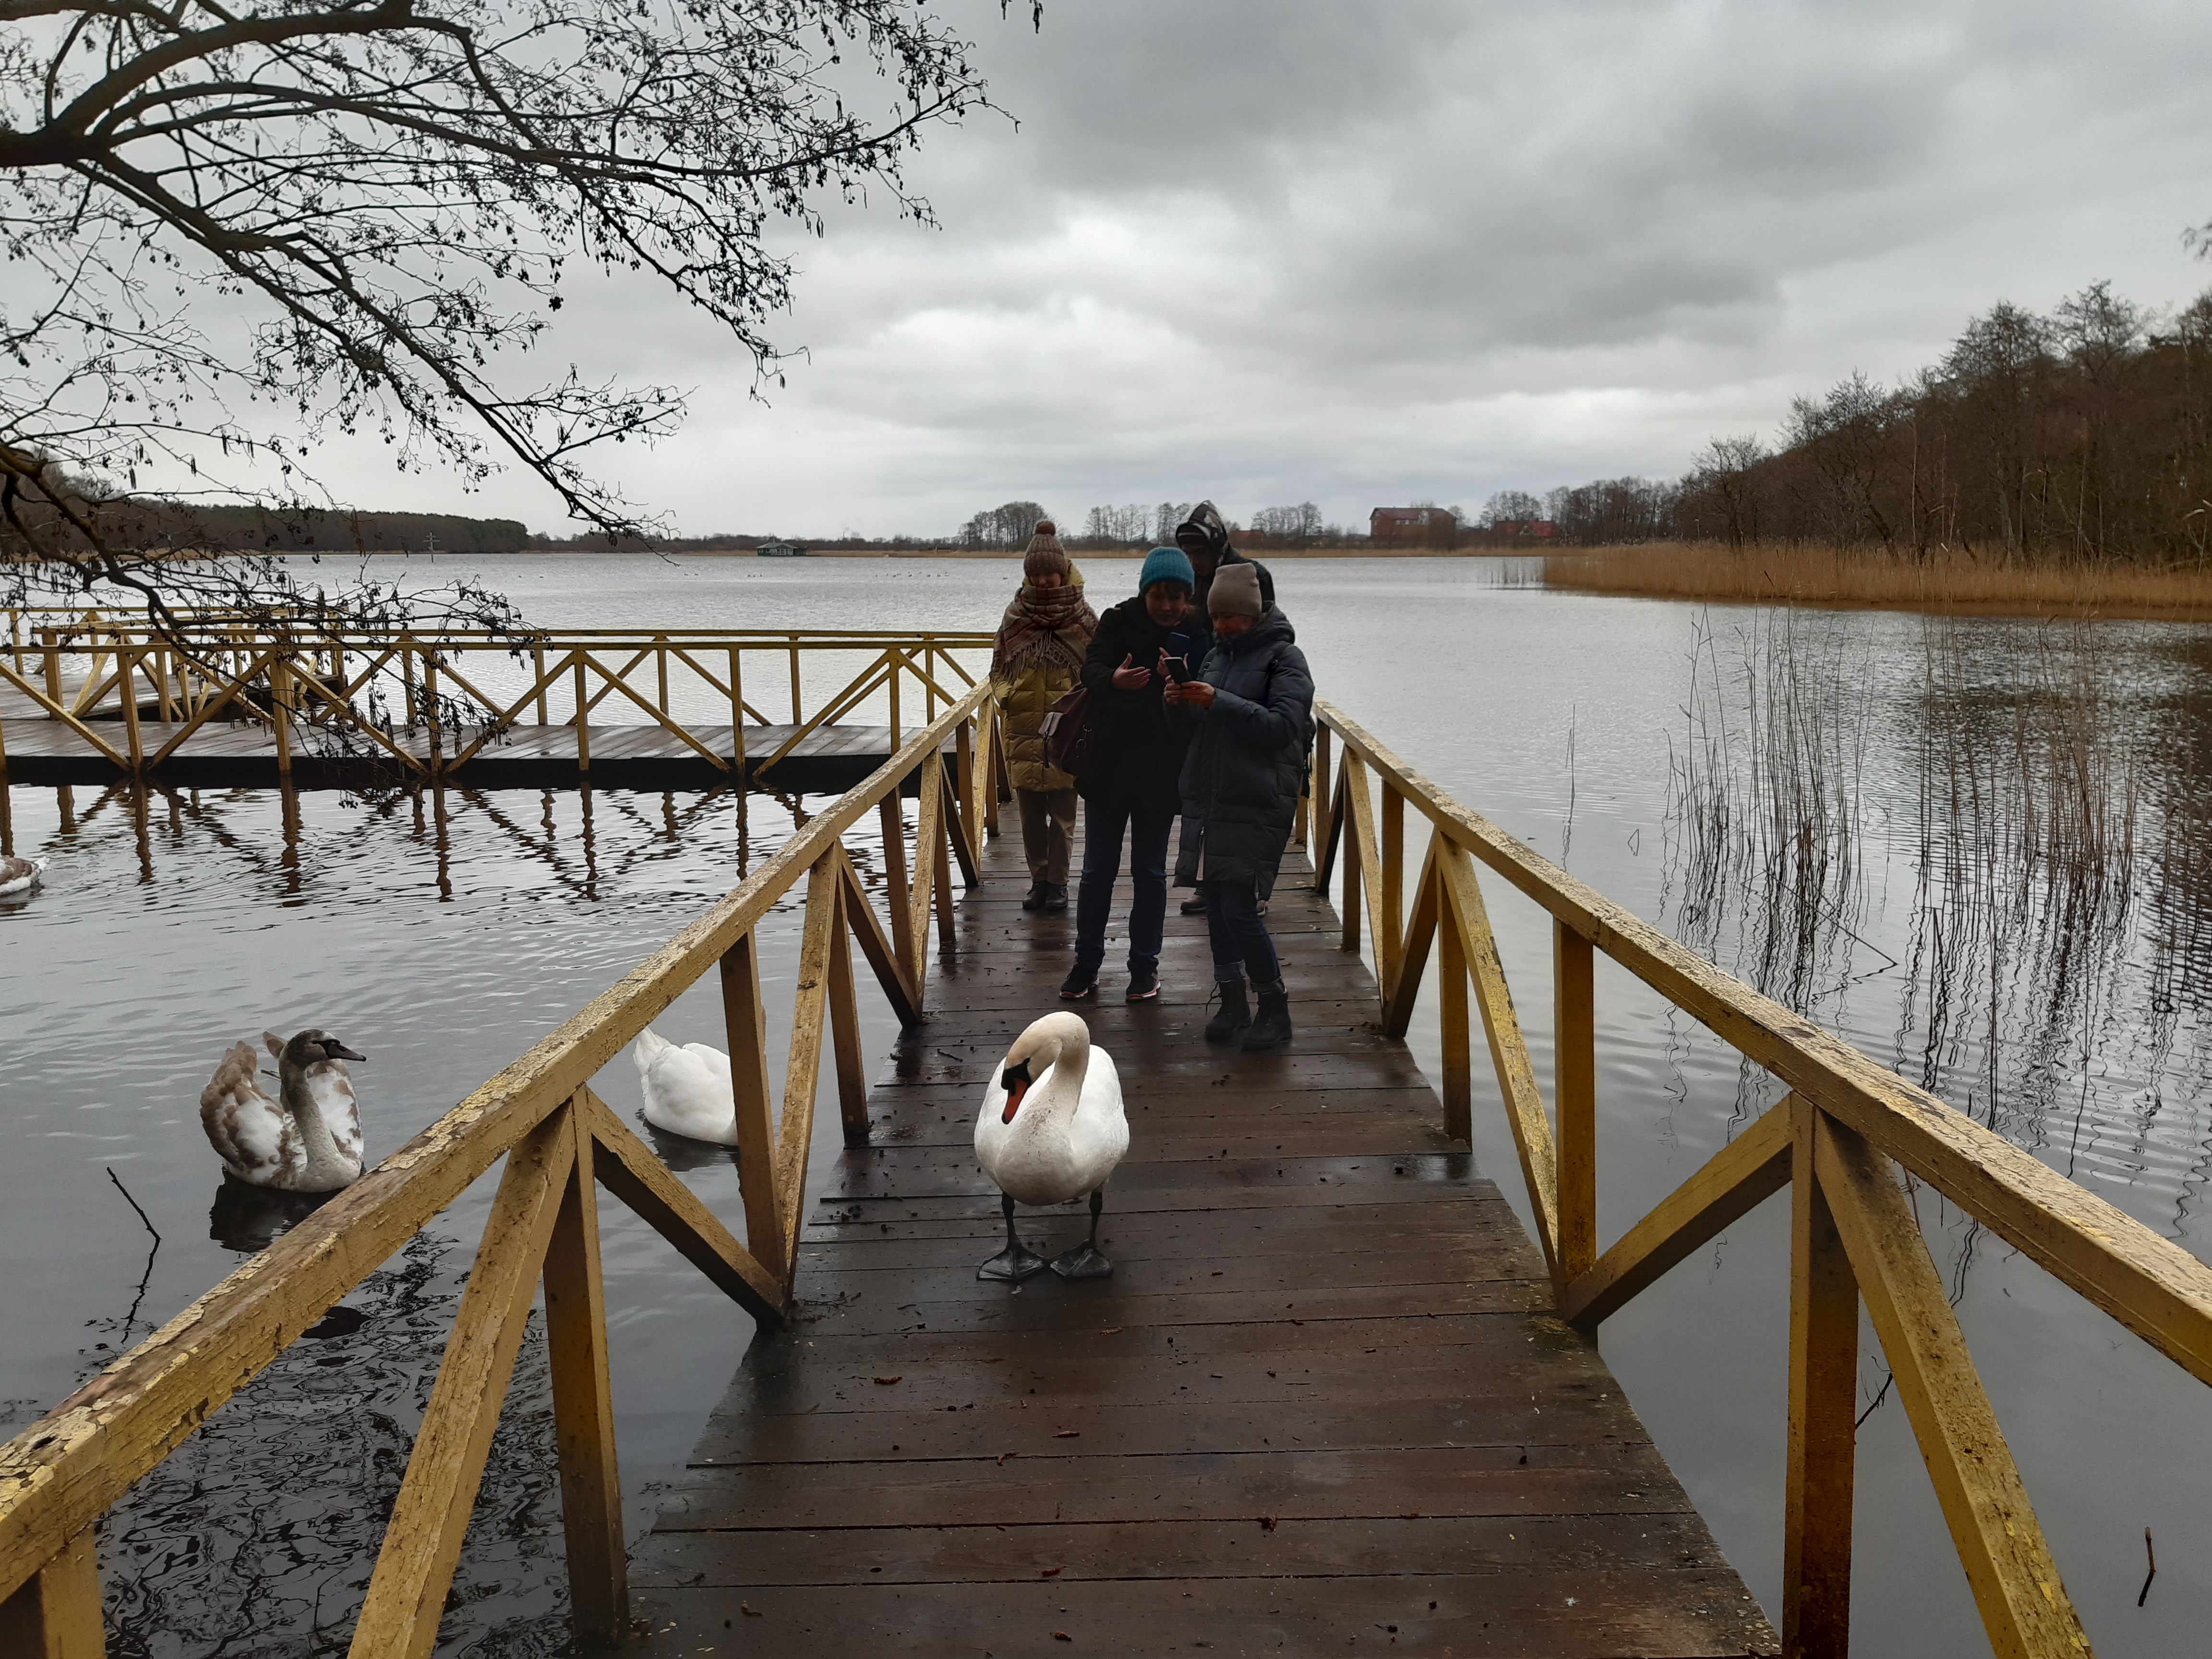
999;1060;1032;1124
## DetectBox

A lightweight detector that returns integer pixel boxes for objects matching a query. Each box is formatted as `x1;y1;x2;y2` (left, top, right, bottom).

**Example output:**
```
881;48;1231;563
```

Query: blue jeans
1073;799;1175;974
1204;878;1281;988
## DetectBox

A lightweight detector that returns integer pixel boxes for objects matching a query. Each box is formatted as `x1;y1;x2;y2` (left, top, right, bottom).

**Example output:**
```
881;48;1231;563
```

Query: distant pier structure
0;611;991;793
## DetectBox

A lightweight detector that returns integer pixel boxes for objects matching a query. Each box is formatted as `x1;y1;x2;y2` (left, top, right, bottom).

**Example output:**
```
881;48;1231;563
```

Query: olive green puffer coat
998;659;1081;793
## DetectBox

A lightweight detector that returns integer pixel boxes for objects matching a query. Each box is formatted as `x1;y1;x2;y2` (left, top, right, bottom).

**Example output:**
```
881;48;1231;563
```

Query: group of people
987;504;1314;1051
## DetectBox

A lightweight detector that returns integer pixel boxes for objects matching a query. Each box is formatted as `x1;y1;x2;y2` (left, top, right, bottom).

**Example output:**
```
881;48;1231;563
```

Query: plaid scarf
992;576;1097;678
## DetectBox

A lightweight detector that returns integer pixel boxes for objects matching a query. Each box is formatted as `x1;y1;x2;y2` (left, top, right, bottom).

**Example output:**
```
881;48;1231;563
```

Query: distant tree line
1503;274;2212;562
0;499;533;557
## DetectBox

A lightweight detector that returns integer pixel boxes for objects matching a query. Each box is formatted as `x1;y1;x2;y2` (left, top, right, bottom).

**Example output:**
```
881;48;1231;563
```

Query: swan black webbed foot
979;1191;1050;1282
1050;1187;1113;1280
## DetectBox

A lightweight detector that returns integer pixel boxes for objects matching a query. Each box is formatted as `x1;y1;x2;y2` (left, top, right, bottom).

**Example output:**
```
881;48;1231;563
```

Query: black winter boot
1021;882;1048;912
1241;981;1293;1050
1204;979;1251;1042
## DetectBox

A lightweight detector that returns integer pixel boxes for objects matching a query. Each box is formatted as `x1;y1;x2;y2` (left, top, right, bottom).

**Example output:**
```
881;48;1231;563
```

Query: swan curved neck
281;1058;353;1182
1030;1029;1090;1116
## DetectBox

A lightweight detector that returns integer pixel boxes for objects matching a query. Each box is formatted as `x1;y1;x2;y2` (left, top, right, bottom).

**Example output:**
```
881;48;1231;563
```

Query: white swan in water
634;1027;737;1144
0;855;47;900
200;1030;366;1192
974;1011;1128;1280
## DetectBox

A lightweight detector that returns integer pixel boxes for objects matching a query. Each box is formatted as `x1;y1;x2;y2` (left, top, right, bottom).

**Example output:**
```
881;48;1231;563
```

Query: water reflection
1661;610;2212;1254
208;1180;335;1255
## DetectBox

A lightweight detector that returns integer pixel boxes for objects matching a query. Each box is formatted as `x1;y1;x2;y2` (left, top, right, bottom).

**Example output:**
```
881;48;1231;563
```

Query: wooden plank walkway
626;826;1779;1657
0;713;919;793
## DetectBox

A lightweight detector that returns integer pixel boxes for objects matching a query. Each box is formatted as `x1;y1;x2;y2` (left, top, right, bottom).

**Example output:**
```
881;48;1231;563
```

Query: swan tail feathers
635;1026;675;1075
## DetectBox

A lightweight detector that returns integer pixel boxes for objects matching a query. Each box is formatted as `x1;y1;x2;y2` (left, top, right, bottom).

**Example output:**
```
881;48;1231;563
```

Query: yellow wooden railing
0;624;995;782
1312;697;2211;1659
0;681;1004;1658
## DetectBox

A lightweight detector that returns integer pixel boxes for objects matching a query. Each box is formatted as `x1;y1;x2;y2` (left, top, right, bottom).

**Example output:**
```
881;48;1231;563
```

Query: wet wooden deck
625;828;1779;1656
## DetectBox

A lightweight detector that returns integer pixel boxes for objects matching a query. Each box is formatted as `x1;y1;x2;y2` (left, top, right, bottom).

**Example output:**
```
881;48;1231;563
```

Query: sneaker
1021;882;1047;912
1179;895;1207;915
1124;965;1161;1002
1059;965;1098;1001
1044;884;1070;912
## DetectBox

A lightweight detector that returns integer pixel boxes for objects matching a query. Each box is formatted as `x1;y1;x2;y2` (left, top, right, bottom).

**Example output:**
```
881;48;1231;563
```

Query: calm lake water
3;553;2206;1655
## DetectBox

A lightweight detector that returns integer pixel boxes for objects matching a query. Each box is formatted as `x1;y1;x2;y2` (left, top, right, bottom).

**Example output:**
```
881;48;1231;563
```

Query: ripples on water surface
4;553;2209;1654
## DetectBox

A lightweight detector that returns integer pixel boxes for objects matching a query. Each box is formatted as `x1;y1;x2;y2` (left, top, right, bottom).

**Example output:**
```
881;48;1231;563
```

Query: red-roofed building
1369;506;1459;548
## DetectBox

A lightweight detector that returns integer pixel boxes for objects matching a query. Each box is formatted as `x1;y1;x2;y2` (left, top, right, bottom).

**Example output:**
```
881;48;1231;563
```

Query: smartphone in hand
1165;633;1194;683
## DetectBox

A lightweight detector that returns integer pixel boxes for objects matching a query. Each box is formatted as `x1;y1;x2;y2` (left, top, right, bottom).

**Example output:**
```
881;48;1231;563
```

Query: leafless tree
0;0;1034;632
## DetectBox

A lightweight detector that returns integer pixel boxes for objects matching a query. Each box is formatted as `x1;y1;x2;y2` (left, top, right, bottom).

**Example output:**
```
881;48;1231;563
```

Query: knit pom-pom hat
1138;546;1195;596
1022;520;1071;582
1207;560;1263;619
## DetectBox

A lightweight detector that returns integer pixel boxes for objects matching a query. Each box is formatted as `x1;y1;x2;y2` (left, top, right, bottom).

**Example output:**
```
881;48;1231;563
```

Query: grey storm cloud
315;0;2212;534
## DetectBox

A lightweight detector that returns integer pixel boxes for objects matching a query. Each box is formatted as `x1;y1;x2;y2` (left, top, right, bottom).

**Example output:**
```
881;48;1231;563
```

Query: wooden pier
6;673;2203;1659
0;618;994;793
623;831;1778;1656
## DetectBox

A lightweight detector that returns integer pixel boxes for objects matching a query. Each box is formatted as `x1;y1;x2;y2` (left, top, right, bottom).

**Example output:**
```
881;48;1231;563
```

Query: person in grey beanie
1171;500;1273;913
1162;559;1313;1050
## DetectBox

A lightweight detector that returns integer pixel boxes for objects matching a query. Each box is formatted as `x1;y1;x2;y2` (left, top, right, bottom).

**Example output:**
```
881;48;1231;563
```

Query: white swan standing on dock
200;1030;366;1192
974;1011;1128;1281
0;855;47;900
634;1027;738;1144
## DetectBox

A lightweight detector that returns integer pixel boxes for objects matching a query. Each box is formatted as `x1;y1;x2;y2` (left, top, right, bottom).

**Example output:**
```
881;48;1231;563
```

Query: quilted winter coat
997;656;1082;793
1171;606;1314;898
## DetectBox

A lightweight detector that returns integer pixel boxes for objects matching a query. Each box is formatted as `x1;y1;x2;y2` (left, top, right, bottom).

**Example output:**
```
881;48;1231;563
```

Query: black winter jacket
1076;597;1191;813
1170;607;1314;897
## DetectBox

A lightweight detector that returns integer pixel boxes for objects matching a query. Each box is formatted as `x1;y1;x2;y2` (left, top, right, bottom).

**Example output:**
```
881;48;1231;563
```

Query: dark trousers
1204;878;1281;988
1073;798;1175;973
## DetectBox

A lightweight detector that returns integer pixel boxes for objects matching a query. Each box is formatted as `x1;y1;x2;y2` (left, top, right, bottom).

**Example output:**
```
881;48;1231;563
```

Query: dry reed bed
1545;541;2212;620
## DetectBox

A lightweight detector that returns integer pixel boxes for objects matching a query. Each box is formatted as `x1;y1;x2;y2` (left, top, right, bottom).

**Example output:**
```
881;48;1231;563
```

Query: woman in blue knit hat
1059;547;1198;1001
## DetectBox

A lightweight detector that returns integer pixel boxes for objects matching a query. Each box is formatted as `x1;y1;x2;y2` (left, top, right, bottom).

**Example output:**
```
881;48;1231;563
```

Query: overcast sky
365;0;2212;537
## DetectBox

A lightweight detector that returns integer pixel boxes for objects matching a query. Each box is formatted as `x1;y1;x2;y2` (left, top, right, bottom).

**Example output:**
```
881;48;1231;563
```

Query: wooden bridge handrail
2;628;999;780
1312;693;2203;1657
0;680;998;1647
1314;697;2212;1383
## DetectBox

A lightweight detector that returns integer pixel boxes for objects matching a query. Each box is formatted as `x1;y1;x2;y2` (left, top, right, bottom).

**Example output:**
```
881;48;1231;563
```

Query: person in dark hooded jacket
1170;500;1274;912
1058;547;1198;1002
1164;560;1314;1050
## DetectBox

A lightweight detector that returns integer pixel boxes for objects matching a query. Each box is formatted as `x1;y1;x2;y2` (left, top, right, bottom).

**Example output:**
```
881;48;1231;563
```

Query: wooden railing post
541;1107;627;1648
728;646;745;774
719;928;785;1266
572;655;590;777
931;767;957;956
270;650;293;780
533;642;548;725
956;717;977;856
117;648;142;775
351;1109;575;1659
1784;1098;1856;1659
0;1527;103;1658
419;650;439;780
879;794;915;974
1438;881;1472;1144
1338;761;1363;953
828;881;871;1147
1381;783;1404;977
1554;921;1597;1282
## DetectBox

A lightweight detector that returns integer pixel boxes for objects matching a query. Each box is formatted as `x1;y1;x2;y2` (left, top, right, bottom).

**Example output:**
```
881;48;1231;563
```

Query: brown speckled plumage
199;1029;365;1191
